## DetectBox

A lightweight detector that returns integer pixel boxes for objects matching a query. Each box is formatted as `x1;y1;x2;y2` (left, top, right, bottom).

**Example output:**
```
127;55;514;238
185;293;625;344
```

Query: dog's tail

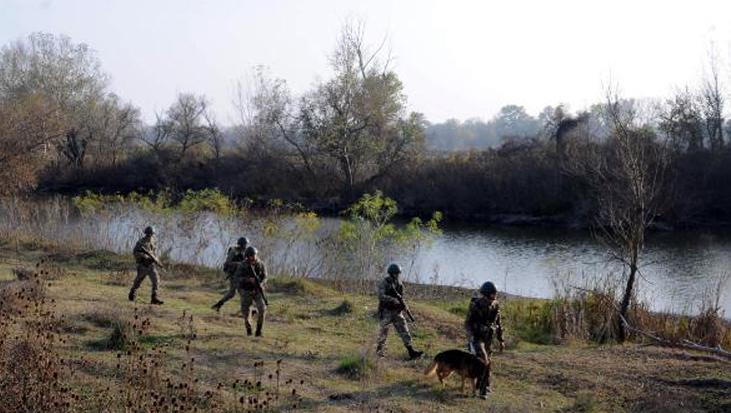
423;360;438;377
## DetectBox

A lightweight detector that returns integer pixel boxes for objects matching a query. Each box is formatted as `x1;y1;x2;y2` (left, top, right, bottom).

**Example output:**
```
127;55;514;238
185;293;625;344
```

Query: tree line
2;27;731;228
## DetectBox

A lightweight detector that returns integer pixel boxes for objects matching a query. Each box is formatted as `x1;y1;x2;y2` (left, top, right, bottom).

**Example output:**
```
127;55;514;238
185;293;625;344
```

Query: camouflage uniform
234;259;267;336
376;275;414;355
130;234;161;302
465;295;504;393
211;245;246;310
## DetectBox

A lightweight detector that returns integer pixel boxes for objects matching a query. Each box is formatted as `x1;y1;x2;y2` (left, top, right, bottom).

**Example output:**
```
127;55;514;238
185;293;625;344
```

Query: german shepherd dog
423;349;487;395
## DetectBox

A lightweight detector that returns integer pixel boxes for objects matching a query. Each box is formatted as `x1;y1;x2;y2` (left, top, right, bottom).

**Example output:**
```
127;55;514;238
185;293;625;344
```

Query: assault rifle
139;247;164;269
250;264;269;306
392;290;415;322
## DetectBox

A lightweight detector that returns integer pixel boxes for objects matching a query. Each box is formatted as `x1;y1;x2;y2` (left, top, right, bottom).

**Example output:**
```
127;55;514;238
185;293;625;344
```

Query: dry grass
0;241;729;412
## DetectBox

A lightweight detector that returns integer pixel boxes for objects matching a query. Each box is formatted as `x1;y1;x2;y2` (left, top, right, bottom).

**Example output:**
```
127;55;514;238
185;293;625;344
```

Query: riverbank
0;238;729;412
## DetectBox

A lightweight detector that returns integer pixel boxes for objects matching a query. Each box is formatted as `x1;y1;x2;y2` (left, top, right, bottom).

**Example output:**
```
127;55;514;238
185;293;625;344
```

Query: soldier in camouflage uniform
128;226;164;305
464;281;505;399
211;237;249;312
376;264;423;360
234;246;267;337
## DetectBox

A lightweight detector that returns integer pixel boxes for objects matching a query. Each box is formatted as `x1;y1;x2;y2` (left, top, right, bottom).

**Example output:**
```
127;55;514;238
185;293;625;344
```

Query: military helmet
144;226;155;235
479;281;497;296
387;263;402;275
237;237;249;247
244;246;257;257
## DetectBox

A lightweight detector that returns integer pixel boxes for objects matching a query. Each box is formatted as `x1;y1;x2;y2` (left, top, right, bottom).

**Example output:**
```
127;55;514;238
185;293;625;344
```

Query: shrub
336;353;376;380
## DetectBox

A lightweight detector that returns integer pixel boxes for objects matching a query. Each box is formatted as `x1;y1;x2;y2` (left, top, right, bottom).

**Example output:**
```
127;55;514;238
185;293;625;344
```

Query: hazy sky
2;0;731;124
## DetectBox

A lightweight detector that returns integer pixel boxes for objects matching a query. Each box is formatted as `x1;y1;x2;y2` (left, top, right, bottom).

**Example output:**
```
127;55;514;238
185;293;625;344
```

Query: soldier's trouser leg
376;318;391;355
149;266;160;298
392;313;414;348
130;264;147;293
471;338;491;395
131;264;157;298
240;289;254;332
253;293;266;335
377;311;413;355
214;276;238;307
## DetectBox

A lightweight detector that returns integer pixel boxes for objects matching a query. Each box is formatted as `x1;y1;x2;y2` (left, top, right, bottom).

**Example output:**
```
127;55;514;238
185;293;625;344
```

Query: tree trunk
617;262;637;343
341;153;355;202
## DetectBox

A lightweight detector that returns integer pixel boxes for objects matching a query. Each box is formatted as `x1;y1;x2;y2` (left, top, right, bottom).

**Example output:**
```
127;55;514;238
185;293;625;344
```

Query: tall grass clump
545;271;731;349
336;352;377;380
0;262;80;412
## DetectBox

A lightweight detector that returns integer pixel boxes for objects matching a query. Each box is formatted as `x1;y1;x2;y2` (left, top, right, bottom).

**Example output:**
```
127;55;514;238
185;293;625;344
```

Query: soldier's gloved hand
499;341;505;352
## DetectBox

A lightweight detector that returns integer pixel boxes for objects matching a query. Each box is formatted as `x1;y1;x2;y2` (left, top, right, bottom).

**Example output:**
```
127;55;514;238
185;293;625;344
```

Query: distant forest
3;28;731;227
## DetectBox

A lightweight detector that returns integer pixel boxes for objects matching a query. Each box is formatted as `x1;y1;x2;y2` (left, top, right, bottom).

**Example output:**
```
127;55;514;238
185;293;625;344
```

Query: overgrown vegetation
0;242;728;412
1;190;441;288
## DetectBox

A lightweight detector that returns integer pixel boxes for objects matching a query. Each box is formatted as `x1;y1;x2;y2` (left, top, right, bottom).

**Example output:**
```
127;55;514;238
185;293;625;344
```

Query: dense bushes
38;133;731;228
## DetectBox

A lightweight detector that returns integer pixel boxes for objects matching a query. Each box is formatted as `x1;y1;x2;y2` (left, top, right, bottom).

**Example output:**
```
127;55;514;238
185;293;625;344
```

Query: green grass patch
335;353;376;380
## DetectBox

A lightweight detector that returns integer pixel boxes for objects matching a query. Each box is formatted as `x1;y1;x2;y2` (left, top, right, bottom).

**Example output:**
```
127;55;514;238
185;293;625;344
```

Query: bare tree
140;112;172;155
57;128;89;169
0;95;65;193
166;93;210;161
659;87;704;152
700;44;724;151
234;66;317;178
568;88;670;342
204;111;223;161
298;20;423;199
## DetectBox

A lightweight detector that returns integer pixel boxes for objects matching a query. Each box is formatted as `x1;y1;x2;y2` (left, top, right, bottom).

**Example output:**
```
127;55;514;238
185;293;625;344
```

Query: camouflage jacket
377;275;405;313
465;296;504;342
223;246;246;274
234;259;267;290
133;235;157;266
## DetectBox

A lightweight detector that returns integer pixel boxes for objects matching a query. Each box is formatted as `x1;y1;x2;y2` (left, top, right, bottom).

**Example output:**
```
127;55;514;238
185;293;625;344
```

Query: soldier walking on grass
128;226;164;305
465;281;505;399
211;236;249;312
376;263;424;360
234;246;268;337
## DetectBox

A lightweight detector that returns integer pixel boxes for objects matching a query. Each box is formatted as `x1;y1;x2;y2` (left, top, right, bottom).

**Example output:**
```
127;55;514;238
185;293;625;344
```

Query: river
6;201;729;316
412;224;731;316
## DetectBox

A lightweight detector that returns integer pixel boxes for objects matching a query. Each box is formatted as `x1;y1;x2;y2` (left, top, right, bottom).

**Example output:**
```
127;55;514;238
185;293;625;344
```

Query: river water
412;224;731;316
8;201;729;316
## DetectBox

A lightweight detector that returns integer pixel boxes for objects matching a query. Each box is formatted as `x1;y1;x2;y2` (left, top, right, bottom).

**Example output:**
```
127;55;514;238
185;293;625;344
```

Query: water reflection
413;225;731;315
23;206;731;316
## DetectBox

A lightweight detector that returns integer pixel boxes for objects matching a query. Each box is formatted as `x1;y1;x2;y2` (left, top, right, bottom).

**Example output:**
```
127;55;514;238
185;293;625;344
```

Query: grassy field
0;239;729;412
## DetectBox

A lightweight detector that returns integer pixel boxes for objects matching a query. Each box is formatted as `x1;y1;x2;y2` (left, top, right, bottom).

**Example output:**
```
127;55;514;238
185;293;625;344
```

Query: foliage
320;191;441;286
72;189;237;217
177;188;235;215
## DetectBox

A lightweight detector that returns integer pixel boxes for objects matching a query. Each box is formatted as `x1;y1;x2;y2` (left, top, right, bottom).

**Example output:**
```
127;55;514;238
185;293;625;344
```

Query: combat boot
406;345;423;360
128;289;136;302
151;295;164;305
477;371;491;399
479;387;492;399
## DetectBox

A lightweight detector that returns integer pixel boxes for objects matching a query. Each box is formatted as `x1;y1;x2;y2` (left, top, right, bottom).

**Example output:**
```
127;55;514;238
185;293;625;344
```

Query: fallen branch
618;311;731;360
570;286;731;360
